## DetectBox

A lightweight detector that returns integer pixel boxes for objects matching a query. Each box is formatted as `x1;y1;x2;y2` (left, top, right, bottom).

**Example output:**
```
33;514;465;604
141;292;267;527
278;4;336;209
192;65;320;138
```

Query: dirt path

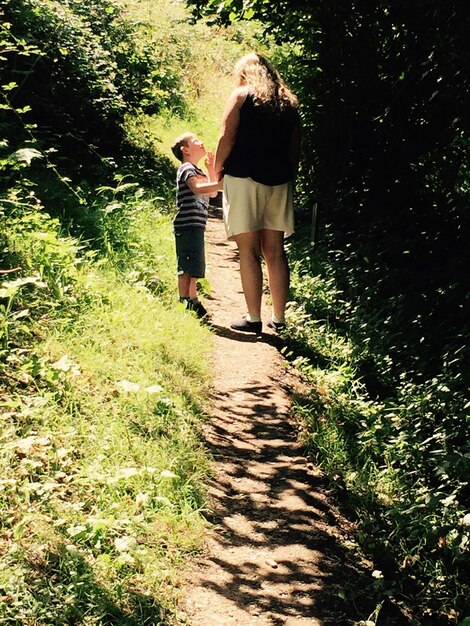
182;209;375;626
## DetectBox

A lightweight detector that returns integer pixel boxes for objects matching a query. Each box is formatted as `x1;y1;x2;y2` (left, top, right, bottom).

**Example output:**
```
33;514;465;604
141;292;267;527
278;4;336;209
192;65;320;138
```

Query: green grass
0;1;274;620
0;201;213;624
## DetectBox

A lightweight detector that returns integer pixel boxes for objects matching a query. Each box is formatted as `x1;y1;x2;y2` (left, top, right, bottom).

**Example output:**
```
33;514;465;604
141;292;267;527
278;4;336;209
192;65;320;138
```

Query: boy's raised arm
205;151;217;181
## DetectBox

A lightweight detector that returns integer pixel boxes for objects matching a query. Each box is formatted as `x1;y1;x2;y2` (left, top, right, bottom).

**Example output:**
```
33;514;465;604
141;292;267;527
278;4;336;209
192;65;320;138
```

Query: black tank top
223;94;299;186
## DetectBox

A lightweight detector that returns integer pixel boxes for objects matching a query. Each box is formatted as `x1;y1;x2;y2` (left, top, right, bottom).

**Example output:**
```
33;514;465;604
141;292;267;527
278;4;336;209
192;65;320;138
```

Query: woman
214;53;300;334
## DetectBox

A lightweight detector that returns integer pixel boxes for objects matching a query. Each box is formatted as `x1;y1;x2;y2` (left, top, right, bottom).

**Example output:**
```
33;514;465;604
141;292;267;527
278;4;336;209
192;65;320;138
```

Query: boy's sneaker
187;299;208;319
230;317;262;334
267;318;286;332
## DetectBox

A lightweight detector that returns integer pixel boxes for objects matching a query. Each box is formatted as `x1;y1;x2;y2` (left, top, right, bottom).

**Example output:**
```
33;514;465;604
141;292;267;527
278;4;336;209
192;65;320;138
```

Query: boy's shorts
223;175;294;239
175;227;205;278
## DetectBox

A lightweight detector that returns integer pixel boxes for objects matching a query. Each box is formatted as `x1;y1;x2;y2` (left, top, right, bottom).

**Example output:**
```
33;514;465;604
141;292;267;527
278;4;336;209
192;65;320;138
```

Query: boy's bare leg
261;229;289;321
189;277;198;301
233;231;263;318
178;273;191;299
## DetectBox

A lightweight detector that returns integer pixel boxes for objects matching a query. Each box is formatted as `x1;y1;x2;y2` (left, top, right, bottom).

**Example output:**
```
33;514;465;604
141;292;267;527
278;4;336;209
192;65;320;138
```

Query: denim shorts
175;227;205;278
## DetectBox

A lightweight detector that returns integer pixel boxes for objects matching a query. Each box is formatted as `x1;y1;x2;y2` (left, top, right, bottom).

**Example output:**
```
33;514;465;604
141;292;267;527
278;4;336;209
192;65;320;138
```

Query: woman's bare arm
214;86;248;180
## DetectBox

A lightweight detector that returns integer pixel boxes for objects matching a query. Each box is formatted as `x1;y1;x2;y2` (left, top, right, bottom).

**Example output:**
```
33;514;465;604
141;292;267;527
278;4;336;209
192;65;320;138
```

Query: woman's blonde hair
233;53;298;110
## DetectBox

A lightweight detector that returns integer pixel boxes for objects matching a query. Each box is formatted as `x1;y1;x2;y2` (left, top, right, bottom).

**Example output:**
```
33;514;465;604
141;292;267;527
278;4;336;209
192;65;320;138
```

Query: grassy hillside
1;202;212;624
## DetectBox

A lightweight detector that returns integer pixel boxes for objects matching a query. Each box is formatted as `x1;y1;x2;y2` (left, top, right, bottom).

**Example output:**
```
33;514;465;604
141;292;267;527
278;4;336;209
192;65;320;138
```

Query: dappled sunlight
183;217;380;626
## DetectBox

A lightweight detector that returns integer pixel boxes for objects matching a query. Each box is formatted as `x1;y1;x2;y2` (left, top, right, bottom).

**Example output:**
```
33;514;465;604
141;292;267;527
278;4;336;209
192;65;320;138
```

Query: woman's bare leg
261;229;289;321
233;231;263;318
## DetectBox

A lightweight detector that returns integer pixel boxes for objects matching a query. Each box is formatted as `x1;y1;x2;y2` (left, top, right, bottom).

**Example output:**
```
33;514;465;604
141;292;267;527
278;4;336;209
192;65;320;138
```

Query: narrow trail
182;209;374;626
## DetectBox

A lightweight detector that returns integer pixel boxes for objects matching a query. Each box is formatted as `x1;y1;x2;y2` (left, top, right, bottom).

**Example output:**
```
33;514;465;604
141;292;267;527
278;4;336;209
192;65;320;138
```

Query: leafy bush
1;0;184;138
0;198;85;357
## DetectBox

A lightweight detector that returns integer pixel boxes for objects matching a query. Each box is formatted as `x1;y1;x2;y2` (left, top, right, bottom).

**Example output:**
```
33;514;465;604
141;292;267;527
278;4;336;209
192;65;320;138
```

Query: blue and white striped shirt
174;162;209;231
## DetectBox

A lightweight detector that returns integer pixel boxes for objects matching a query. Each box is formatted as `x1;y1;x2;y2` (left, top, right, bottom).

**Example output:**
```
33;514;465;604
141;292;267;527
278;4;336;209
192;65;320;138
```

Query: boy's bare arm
186;175;223;198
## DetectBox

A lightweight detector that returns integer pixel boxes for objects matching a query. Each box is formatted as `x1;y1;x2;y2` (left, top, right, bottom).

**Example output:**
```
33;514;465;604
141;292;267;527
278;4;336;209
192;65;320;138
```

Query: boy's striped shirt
174;162;209;230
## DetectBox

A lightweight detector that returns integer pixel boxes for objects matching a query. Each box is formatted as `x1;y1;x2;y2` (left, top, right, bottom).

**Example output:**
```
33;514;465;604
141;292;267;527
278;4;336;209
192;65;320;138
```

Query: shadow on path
192;379;390;626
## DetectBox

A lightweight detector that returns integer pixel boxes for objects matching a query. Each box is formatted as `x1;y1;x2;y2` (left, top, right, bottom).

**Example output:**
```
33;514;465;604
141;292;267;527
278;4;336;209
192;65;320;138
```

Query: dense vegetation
0;0;216;623
1;0;468;623
186;1;469;624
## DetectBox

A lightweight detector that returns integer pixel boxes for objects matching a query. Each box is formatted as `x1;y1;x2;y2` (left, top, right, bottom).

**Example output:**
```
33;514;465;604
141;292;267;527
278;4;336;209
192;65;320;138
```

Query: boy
171;133;222;318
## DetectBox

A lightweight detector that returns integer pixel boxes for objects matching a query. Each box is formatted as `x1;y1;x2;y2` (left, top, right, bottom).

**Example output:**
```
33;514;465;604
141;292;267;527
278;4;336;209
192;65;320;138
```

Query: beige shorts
223;175;294;239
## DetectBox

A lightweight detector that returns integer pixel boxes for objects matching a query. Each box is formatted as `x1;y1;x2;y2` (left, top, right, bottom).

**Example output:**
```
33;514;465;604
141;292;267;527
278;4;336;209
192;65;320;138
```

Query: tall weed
122;0;268;160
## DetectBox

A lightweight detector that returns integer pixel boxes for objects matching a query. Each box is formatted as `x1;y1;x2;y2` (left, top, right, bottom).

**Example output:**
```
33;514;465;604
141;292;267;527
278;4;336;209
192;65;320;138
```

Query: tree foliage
0;0;179;237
